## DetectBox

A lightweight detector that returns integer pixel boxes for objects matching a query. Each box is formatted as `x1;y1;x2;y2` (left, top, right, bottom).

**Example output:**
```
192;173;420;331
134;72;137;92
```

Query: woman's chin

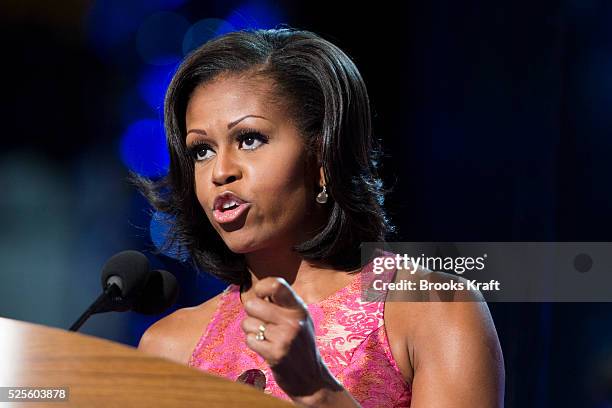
223;238;260;254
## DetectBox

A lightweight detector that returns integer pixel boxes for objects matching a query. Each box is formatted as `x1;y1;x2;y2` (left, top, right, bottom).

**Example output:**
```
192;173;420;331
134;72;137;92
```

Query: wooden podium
0;317;292;407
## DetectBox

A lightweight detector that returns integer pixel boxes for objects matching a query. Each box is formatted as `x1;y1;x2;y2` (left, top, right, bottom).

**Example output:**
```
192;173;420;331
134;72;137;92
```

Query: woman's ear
319;166;326;188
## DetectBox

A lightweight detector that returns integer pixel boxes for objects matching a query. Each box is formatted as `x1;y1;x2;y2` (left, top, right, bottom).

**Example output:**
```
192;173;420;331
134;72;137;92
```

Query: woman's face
185;74;323;254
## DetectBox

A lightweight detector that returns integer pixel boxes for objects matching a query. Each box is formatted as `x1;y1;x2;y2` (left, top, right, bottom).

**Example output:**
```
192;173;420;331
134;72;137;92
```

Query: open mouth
212;192;250;224
221;203;239;211
213;202;251;224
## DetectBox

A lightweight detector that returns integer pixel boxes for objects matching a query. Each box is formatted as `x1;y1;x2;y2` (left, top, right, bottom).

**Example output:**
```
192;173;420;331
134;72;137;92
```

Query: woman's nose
211;149;241;185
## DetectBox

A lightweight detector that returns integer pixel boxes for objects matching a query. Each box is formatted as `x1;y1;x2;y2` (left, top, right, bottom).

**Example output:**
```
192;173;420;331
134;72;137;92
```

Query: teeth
222;200;238;209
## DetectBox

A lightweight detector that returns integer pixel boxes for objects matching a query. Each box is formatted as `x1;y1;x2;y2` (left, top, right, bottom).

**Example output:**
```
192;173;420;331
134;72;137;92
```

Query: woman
135;28;504;407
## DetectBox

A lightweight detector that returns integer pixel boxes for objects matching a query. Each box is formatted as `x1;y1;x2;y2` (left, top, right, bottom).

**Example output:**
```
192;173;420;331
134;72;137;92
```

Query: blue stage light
85;0;147;50
136;11;190;66
119;119;169;178
84;1;149;65
119;88;154;127
138;64;179;112
85;0;186;62
226;1;287;30
182;18;236;55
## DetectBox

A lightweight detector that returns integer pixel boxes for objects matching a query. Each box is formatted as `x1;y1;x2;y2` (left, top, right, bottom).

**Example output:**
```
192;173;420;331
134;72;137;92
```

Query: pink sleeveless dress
188;259;412;407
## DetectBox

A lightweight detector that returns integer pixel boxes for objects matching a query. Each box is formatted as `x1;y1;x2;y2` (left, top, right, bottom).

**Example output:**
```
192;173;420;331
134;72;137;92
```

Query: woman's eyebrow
227;114;267;129
187;115;267;136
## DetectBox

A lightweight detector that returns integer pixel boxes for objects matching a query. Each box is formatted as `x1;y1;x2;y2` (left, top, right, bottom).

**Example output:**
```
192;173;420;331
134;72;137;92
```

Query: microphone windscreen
133;269;179;315
100;250;151;299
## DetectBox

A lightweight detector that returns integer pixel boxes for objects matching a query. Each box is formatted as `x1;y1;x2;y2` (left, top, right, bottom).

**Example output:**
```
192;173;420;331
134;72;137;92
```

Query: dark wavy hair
129;27;396;290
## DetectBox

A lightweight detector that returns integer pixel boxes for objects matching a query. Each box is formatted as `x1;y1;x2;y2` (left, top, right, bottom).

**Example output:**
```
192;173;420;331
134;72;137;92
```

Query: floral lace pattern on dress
188;257;412;407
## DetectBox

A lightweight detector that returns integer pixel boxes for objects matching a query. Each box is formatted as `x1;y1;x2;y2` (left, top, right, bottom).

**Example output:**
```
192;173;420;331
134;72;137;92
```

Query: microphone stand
69;283;122;332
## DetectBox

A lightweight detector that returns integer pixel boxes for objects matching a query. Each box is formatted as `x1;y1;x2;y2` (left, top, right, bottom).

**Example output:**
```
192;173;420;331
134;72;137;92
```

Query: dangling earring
316;185;328;204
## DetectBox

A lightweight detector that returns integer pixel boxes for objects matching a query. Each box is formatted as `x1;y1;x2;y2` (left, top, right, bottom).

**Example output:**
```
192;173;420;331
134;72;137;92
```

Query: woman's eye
191;145;215;161
239;132;267;150
189;131;267;162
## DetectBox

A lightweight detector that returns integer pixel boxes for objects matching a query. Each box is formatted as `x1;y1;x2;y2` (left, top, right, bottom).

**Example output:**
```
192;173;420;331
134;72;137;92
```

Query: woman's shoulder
386;267;504;405
137;288;229;365
388;265;498;343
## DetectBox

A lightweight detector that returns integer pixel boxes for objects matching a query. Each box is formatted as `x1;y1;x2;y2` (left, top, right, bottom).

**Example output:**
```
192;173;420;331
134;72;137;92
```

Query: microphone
98;250;152;313
132;269;179;315
69;250;178;331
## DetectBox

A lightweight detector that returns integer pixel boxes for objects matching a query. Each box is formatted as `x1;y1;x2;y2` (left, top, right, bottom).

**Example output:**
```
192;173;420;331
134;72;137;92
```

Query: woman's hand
240;277;346;404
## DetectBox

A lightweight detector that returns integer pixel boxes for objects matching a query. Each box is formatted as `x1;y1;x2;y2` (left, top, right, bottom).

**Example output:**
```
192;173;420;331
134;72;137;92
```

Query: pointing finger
254;277;305;310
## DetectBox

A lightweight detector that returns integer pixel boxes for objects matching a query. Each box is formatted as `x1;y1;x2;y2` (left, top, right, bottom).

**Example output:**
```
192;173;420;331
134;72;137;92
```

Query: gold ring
255;324;266;341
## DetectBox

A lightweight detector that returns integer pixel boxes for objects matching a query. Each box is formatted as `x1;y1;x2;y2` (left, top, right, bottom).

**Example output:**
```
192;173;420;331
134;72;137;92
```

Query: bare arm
409;290;505;407
137;308;194;365
138;294;222;365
